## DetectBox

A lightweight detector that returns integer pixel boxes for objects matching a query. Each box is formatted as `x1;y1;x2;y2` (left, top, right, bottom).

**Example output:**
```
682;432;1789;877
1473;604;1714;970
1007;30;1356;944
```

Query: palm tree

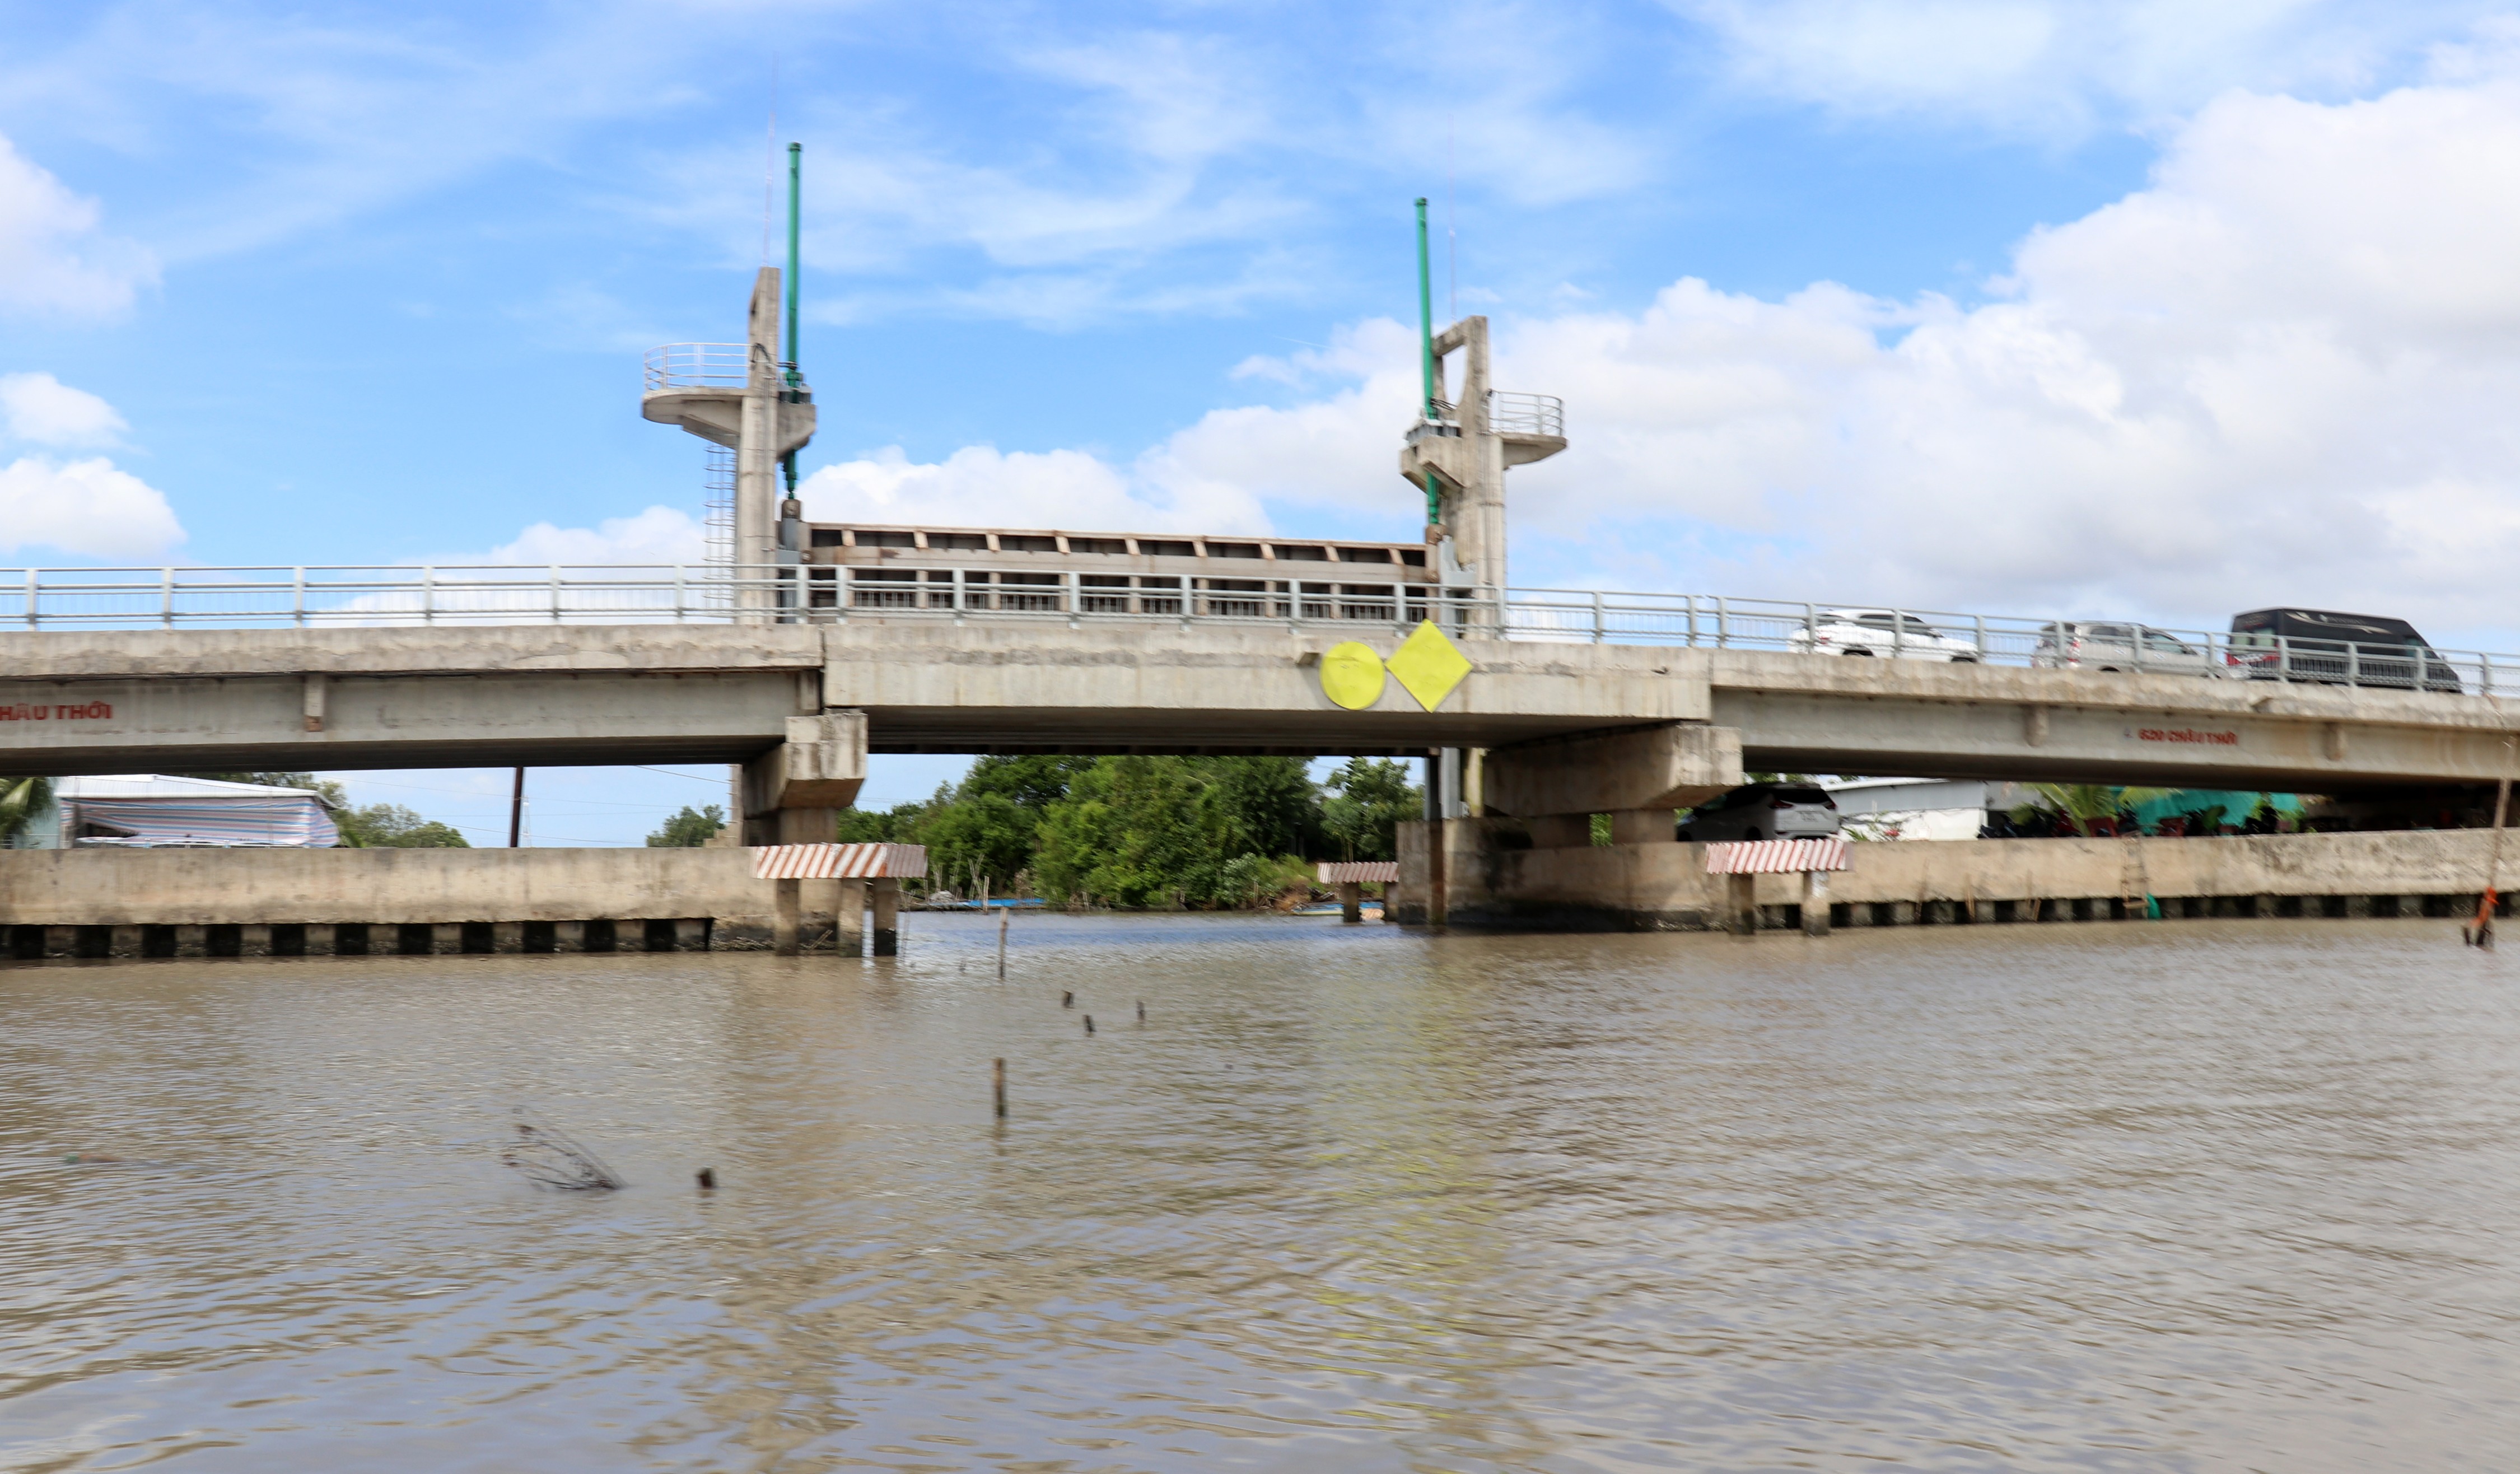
0;776;54;847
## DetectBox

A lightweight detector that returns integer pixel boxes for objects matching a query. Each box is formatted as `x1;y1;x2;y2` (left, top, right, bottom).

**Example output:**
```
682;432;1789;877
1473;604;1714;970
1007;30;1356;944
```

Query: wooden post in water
992;1057;1006;1118
996;906;1010;978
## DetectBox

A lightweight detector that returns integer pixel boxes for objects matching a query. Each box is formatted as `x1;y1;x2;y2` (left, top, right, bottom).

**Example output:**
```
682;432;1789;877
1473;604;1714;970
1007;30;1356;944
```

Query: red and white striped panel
752;842;930;880
1316;861;1400;884
1704;837;1850;874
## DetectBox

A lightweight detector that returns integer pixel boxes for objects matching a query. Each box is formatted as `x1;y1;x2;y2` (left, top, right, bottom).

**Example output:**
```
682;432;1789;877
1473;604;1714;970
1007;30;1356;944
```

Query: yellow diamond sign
1318;641;1387;710
1388;620;1472;711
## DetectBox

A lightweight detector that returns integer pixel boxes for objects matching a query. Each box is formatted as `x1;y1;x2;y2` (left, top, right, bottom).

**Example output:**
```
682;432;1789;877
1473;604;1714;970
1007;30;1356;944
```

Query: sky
10;0;2520;843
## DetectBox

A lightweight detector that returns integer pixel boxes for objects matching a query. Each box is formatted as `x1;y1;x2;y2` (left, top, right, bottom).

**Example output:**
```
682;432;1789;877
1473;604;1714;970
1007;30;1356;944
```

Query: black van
2227;608;2462;692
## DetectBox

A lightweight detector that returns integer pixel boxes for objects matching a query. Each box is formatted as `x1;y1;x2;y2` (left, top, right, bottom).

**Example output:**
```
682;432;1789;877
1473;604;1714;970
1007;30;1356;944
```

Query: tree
1203;756;1322;860
1319;757;1420;861
0;776;53;847
646;804;725;847
337;803;470;848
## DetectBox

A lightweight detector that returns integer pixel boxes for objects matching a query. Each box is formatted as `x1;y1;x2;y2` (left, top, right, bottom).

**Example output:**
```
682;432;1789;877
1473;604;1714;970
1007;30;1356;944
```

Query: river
6;916;2519;1471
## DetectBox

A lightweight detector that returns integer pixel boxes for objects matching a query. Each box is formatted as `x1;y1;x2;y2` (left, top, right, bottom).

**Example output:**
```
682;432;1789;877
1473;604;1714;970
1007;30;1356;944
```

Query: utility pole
508;767;525;848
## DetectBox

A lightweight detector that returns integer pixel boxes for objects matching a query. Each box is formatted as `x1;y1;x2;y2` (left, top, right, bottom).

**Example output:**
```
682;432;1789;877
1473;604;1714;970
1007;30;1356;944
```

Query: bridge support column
1485;724;1740;820
1725;874;1758;934
1607;809;1673;846
871;879;899;957
1802;873;1830;937
742;711;866;847
837;878;866;957
1338;882;1362;923
774;879;802;956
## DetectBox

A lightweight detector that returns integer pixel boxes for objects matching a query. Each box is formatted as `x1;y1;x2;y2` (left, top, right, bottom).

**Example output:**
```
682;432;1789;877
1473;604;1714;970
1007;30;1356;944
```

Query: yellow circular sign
1319;642;1388;710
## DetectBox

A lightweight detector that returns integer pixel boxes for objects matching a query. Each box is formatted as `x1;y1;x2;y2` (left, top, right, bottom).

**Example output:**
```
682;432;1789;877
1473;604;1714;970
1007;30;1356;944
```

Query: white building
12;775;340;849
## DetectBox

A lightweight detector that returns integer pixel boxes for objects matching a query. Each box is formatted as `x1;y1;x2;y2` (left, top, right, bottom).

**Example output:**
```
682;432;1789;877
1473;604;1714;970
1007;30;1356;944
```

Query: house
13;775;341;849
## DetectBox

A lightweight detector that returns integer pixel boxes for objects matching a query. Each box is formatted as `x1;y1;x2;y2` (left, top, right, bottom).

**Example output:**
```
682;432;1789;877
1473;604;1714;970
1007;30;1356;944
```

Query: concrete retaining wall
1397;820;2520;929
0;846;783;927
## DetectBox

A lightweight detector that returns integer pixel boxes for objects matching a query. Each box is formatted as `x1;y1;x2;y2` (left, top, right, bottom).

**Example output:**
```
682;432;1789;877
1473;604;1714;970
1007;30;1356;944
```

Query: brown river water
6;916;2520;1471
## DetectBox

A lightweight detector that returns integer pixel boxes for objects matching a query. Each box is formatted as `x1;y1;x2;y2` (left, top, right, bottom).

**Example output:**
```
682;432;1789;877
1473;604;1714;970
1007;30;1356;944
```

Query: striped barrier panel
752;842;930;880
1317;861;1400;884
1704;837;1850;874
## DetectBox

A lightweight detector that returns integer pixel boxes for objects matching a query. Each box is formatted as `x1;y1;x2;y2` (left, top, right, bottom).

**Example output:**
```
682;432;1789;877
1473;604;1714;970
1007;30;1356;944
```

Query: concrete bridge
4;617;2517;845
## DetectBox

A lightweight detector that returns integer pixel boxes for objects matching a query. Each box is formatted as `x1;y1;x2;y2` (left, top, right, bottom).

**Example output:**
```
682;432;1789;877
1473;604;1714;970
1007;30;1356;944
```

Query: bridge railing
2;566;2509;698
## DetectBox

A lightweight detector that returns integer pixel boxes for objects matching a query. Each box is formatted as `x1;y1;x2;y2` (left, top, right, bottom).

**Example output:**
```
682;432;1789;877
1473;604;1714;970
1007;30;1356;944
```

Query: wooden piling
993;1057;1006;1118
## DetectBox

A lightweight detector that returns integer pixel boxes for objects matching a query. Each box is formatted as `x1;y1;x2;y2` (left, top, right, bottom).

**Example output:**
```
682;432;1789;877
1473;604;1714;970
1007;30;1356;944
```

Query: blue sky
10;1;2520;843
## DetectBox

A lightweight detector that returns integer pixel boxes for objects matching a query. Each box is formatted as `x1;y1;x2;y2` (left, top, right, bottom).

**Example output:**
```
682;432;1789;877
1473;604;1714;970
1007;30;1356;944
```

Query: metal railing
0;566;2508;698
1487;390;1564;439
642;343;749;392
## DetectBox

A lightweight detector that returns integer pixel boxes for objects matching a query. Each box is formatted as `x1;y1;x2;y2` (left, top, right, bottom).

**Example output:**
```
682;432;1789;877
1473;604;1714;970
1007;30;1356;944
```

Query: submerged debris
500;1118;623;1191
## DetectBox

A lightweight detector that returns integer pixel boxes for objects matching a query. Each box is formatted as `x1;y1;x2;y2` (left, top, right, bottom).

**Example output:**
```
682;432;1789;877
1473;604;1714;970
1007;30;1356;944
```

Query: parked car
1785;609;1980;661
2032;621;2219;677
1677;782;1842;843
2227;608;2462;693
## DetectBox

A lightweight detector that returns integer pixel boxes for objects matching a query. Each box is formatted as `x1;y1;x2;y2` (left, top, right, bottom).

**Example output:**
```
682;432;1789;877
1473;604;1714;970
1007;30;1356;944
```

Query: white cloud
0;134;154;316
799;444;1267;534
0;372;126;445
478;506;708;565
1680;0;2505;136
0;456;184;559
1469;64;2520;635
764;62;2520;642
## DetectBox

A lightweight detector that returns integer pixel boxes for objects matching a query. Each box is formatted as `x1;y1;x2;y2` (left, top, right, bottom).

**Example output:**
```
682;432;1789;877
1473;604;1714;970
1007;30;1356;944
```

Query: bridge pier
871;879;899;957
741;712;866;847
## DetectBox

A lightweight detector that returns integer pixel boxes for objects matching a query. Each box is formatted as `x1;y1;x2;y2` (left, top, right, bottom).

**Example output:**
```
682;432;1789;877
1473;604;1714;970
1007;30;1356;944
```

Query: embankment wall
1396;823;2519;929
0;845;776;926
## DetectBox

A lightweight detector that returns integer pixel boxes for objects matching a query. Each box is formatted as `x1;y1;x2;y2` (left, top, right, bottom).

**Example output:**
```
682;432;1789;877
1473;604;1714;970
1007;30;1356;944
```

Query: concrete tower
1397;314;1565;599
642;267;818;615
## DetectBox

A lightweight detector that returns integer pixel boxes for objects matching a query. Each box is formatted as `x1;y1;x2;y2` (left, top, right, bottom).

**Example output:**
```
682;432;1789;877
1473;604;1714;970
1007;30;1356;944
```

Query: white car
1677;782;1844;843
1786;609;1980;661
2032;621;2219;677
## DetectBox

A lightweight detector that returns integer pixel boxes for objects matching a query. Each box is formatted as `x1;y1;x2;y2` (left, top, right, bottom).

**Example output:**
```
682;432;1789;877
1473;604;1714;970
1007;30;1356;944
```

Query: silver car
2032;621;2218;677
1676;782;1843;843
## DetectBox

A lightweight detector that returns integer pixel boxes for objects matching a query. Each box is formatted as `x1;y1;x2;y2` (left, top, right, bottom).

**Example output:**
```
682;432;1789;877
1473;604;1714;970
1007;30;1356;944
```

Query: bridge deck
1;622;2513;790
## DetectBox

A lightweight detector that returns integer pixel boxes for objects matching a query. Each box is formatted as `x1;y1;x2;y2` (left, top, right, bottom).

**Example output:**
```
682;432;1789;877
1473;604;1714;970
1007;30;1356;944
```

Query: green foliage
834;800;932;843
337;803;470;848
2011;783;2178;836
823;754;1424;909
0;776;54;846
1318;757;1421;861
1590;811;1613;846
646;804;726;847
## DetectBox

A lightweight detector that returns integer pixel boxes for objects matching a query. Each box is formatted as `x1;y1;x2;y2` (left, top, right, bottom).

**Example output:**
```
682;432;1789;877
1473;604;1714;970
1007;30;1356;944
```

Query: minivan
2227;608;2461;692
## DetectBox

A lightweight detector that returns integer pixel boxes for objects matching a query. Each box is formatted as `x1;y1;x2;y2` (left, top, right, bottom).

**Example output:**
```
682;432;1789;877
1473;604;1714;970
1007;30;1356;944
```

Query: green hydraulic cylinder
1415;197;1440;529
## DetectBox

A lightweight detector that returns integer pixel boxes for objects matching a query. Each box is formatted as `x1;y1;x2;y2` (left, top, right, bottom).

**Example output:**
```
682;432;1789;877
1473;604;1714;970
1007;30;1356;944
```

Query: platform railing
0;566;2507;698
642;343;750;391
1487;390;1564;438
